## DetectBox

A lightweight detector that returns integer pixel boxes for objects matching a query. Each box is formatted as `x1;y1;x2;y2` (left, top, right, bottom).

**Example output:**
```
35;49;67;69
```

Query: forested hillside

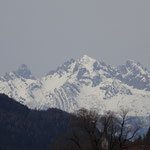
0;94;72;150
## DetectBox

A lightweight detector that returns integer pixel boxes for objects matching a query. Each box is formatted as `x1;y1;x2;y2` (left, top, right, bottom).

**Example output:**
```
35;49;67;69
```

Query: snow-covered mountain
0;55;150;116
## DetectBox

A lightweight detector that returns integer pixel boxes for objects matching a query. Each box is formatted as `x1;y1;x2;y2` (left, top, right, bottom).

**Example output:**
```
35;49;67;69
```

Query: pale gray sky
0;0;150;77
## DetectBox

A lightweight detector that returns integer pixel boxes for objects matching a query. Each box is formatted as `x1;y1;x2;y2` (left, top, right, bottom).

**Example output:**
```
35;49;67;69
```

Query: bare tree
99;109;142;150
95;109;142;150
69;108;100;150
117;109;142;150
99;111;119;150
50;109;143;150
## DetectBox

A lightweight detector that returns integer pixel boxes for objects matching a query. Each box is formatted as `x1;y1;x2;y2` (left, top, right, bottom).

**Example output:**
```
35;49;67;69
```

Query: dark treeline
0;94;73;150
0;94;150;150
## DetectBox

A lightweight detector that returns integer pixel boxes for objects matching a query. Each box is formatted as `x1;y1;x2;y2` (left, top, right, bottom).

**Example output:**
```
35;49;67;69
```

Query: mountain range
0;55;150;116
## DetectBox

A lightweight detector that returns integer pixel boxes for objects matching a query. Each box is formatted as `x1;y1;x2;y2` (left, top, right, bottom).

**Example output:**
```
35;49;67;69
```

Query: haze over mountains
0;55;150;116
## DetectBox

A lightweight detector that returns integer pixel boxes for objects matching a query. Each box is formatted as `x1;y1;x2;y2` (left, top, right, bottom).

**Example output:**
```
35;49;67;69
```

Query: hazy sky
0;0;150;77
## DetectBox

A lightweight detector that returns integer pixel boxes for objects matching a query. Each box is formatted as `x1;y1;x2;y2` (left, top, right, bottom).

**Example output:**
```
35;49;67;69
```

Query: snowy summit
0;55;150;116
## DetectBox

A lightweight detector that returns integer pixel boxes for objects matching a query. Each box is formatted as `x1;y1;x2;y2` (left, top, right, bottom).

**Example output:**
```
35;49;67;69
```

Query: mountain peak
125;60;148;74
15;64;35;79
80;55;95;61
78;55;96;65
126;60;139;67
18;64;30;70
47;58;75;76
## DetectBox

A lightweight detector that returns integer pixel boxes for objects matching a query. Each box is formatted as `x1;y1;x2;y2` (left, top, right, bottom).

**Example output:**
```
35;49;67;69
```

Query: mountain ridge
0;55;150;116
